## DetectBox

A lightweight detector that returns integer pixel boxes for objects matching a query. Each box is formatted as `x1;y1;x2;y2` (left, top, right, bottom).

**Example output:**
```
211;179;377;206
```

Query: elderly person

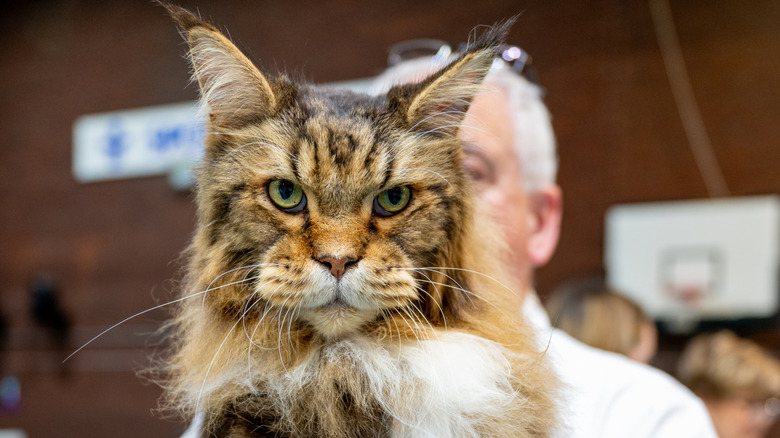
678;330;780;438
374;42;716;437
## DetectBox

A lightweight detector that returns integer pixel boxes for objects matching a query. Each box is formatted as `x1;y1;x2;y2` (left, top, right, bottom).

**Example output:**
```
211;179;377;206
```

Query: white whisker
210;131;298;163
415;278;514;323
394;167;452;187
246;282;286;351
275;295;295;375
201;263;281;306
415;267;475;307
62;278;250;363
195;317;243;414
407;270;448;331
399;266;515;296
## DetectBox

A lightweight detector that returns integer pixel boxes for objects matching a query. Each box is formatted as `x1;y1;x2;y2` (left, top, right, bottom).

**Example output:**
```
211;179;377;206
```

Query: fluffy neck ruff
175;326;550;438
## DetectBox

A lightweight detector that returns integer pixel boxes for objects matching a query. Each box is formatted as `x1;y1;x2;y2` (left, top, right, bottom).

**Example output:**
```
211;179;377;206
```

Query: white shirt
523;292;718;438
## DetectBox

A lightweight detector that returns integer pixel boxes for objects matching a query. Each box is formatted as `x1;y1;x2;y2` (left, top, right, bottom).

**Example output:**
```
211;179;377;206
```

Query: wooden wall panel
0;0;778;435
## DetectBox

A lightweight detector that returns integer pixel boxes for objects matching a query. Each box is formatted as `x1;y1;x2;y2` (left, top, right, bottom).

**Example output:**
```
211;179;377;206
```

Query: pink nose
315;255;358;280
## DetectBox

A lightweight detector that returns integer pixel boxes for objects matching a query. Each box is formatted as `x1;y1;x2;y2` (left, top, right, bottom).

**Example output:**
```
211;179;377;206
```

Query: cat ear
159;2;282;128
389;19;514;137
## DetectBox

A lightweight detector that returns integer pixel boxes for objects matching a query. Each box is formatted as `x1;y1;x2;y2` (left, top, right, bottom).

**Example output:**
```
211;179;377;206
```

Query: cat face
196;90;471;337
163;4;506;338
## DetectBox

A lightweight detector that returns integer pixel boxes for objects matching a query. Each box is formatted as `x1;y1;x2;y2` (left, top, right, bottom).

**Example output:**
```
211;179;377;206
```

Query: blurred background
0;0;778;436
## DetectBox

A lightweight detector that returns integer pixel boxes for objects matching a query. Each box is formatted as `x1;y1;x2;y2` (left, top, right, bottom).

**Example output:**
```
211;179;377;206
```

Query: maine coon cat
158;3;556;437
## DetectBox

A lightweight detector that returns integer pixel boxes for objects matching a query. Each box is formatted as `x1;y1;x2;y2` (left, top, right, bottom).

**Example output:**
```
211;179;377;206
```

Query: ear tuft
468;16;516;52
154;1;216;33
389;18;516;137
157;1;283;130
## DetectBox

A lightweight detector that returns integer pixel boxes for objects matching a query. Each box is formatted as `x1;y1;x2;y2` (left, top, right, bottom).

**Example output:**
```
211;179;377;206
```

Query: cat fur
156;3;557;437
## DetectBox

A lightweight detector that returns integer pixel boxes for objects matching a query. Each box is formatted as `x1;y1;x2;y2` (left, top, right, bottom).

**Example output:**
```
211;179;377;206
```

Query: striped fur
158;3;556;437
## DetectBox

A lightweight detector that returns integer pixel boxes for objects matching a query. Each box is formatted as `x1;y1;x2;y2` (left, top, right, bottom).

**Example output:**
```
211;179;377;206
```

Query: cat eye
267;179;306;213
373;186;411;217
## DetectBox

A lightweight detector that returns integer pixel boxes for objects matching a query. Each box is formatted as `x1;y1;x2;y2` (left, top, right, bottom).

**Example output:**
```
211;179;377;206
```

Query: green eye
268;179;306;212
374;186;411;217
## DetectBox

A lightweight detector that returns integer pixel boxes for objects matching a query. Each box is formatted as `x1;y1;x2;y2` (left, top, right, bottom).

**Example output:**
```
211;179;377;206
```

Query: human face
460;88;534;285
705;397;777;438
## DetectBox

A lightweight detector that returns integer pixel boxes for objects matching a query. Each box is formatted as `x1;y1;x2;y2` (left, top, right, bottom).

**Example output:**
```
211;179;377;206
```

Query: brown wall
0;0;778;436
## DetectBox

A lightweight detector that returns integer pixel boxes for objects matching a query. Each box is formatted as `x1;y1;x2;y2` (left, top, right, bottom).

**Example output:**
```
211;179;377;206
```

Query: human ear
526;184;562;267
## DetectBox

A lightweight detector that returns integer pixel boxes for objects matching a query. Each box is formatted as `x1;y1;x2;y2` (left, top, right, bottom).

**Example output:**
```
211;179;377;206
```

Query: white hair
371;57;558;192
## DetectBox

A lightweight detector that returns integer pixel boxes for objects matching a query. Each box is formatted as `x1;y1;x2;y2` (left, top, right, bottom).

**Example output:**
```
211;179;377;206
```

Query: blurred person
545;278;657;363
374;41;716;437
678;330;780;438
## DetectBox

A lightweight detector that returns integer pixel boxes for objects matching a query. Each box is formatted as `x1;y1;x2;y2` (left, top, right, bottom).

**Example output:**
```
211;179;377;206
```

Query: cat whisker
210;131;298;163
379;305;404;353
384;117;496;189
391;292;434;343
196;316;243;414
276;300;290;354
63;279;249;363
404;269;448;331
402;110;466;140
393;266;515;313
395;301;422;341
384;120;467;184
410;309;435;343
275;295;296;376
457;118;498;139
414;303;439;341
414;122;469;139
415;278;515;324
245;295;283;378
411;284;448;333
201;263;281;306
395;167;452;187
235;140;299;164
239;281;271;348
416;266;521;320
400;266;516;297
284;300;301;355
246;282;287;351
387;112;464;160
390;297;422;342
410;267;475;308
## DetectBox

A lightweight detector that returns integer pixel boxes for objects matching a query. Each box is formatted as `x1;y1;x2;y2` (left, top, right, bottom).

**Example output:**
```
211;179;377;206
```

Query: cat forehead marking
288;91;395;194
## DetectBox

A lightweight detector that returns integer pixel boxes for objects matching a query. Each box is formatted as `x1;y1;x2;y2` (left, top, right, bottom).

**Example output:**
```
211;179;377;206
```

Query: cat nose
314;255;359;280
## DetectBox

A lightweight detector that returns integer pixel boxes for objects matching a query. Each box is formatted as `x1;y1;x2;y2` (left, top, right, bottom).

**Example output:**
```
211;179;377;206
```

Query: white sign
72;102;205;183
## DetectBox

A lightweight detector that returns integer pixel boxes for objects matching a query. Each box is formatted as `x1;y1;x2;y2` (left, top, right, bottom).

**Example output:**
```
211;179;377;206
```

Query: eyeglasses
738;397;780;420
387;39;540;86
761;397;780;419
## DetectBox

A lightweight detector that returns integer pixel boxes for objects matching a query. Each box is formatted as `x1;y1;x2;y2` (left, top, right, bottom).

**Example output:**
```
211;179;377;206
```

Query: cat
157;3;556;437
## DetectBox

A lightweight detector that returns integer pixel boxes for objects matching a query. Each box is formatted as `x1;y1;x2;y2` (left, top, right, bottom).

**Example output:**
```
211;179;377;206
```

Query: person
678;330;780;438
373;42;717;437
545;277;657;363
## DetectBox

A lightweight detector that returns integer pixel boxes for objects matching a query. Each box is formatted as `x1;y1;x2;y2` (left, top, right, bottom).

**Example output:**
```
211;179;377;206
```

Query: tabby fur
158;3;556;437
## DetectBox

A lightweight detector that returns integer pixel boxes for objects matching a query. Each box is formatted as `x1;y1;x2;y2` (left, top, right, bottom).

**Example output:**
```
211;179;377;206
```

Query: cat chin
298;305;376;339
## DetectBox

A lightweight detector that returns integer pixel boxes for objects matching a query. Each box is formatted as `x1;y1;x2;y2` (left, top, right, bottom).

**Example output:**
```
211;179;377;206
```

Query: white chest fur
258;332;529;437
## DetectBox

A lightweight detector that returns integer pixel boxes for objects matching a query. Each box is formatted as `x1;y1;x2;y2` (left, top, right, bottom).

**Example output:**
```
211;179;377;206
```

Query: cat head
161;3;511;339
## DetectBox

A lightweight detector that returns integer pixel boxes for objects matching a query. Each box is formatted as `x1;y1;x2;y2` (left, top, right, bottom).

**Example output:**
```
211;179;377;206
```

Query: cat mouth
322;296;350;309
300;297;376;338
